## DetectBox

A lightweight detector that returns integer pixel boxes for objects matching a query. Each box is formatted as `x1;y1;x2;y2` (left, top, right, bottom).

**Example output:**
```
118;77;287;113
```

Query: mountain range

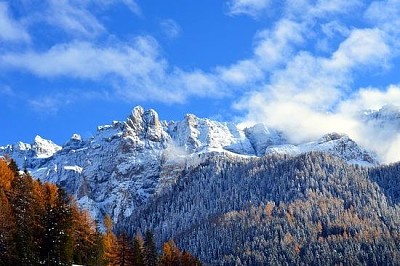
2;106;400;264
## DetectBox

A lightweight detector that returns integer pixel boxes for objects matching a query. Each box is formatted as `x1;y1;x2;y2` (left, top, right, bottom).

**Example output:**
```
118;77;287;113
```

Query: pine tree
0;158;117;266
11;173;40;264
91;225;107;266
132;234;145;266
116;231;134;266
42;188;73;265
144;230;158;266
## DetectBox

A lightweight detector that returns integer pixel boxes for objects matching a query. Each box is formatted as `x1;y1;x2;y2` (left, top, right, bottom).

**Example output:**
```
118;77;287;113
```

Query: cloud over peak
2;0;400;162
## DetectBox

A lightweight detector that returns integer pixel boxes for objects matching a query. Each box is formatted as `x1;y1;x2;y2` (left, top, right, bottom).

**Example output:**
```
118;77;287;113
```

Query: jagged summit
0;105;380;223
33;135;62;158
0;135;61;167
125;106;166;143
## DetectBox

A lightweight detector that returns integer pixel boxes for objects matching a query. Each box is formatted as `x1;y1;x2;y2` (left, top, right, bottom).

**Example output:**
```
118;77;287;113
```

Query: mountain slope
120;152;400;265
0;106;378;223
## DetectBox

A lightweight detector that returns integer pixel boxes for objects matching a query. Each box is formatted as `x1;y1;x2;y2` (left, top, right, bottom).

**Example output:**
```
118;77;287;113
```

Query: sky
1;0;400;162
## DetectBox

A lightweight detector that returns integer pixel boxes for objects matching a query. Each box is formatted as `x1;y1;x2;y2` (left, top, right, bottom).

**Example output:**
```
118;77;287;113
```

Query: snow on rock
33;135;62;158
245;124;286;156
0;136;61;167
168;114;254;155
362;105;400;137
265;133;378;166
64;165;83;173
0;106;381;224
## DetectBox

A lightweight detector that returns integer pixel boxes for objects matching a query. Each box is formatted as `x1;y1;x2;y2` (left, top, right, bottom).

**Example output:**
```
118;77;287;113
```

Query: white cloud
121;0;141;16
309;0;363;17
87;0;142;16
45;0;105;38
254;19;305;67
29;95;70;114
10;0;141;38
329;28;390;70
321;21;349;38
160;19;181;39
217;59;263;85
1;36;224;104
365;0;400;34
226;0;271;17
235;24;397;162
0;2;30;42
1;38;163;79
284;0;363;21
225;1;400;163
216;19;305;86
339;85;400;115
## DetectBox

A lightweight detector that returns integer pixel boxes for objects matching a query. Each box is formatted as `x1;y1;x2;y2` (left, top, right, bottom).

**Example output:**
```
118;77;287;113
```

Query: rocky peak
121;106;170;154
124;106;164;142
307;133;378;165
126;106;145;134
63;134;85;152
32;135;61;158
71;134;82;141
245;124;286;156
168;114;201;152
142;109;163;142
319;132;344;143
15;141;31;151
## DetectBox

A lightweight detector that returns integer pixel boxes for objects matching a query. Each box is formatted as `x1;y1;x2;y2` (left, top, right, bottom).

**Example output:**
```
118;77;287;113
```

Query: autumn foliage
0;158;201;266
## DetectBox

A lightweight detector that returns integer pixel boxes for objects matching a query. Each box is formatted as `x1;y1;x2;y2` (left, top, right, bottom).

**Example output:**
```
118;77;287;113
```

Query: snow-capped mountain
362;104;400;137
0;106;379;222
0;135;61;168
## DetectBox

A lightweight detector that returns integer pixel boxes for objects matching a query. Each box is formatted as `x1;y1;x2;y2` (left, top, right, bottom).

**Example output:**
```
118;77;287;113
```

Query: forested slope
122;152;400;265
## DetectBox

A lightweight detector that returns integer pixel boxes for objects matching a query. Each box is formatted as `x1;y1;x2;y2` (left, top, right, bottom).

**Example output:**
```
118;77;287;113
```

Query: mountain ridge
0;106;385;223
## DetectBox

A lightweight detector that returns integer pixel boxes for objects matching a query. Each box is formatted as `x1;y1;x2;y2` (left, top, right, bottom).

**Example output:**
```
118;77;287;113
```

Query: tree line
0;157;200;266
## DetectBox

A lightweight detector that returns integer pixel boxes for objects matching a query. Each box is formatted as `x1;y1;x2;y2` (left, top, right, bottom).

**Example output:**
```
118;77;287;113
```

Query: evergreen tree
0;158;116;266
144;230;157;266
92;226;107;266
132;234;145;266
42;188;73;265
11;172;40;265
116;231;134;266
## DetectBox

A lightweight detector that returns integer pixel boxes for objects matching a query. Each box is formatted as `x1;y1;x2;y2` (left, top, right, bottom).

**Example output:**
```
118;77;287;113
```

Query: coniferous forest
121;152;400;265
3;151;400;265
0;158;200;266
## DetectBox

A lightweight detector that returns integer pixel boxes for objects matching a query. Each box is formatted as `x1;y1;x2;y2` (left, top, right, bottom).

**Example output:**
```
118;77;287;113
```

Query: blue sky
1;0;400;161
